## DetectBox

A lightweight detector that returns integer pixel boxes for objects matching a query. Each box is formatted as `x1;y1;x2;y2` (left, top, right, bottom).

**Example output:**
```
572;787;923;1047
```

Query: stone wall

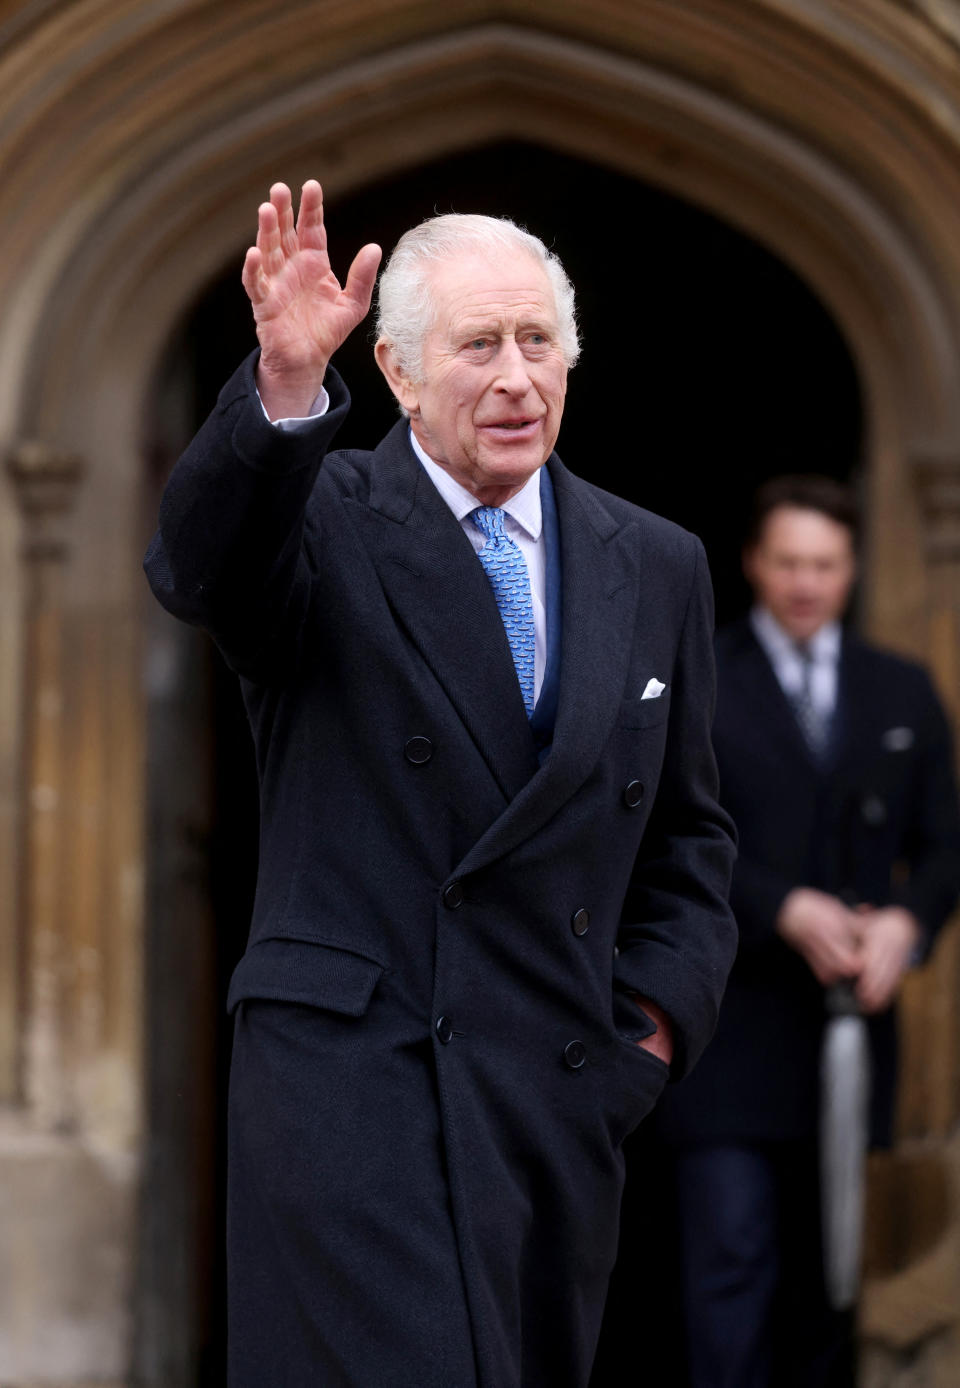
0;2;959;1381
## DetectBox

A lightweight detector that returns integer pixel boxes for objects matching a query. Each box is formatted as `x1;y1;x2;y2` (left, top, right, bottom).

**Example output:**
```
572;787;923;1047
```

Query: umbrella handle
825;979;860;1016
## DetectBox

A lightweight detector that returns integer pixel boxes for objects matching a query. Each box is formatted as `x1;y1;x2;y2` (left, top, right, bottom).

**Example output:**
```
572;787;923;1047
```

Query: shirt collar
409;428;543;541
751;605;842;664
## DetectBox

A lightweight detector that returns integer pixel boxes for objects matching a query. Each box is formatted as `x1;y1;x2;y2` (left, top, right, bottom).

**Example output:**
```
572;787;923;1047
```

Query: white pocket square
882;726;914;751
641;678;666;701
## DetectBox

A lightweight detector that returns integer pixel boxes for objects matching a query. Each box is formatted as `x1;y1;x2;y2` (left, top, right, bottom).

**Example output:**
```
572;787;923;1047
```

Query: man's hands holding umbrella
777;887;920;1011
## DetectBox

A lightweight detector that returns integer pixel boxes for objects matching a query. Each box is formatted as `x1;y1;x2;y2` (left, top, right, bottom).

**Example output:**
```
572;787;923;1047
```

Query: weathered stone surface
0;2;958;1383
862;1328;960;1388
862;1130;960;1383
0;1113;135;1382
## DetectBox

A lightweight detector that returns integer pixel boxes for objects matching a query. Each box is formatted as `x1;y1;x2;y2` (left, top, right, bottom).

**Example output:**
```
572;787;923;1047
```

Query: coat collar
726;620;825;769
348;424;643;871
729;619;877;775
352;420;540;801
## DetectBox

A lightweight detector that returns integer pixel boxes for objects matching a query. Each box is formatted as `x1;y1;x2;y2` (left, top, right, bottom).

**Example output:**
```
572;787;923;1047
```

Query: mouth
482;418;542;437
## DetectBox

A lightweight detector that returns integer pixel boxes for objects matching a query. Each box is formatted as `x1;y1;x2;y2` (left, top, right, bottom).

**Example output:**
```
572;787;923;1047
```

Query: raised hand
241;181;382;419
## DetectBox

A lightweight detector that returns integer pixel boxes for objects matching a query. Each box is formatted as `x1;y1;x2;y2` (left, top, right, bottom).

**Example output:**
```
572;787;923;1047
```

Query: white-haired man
145;181;737;1388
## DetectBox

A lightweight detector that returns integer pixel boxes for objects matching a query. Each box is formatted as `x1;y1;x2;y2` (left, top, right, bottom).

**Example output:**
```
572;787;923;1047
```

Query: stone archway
2;6;960;1382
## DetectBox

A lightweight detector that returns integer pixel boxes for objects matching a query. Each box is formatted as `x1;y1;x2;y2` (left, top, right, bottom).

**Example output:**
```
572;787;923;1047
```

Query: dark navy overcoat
145;353;737;1388
654;619;960;1151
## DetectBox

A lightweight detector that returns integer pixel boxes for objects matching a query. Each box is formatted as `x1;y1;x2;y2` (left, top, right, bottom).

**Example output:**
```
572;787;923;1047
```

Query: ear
375;339;420;416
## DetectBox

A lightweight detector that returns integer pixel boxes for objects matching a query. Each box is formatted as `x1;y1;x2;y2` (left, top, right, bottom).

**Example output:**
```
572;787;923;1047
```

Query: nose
494;339;533;395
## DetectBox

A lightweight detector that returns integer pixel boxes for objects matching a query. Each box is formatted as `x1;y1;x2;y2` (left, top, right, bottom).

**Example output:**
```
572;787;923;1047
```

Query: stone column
1;444;132;1384
860;451;960;1388
901;452;960;1141
6;441;85;1129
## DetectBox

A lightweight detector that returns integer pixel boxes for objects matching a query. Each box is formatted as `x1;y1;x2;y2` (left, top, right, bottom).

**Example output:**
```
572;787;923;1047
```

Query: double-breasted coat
145;353;738;1388
654;619;960;1151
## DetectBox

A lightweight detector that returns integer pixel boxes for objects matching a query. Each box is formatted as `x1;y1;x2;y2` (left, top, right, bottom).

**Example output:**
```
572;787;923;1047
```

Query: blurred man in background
651;475;960;1387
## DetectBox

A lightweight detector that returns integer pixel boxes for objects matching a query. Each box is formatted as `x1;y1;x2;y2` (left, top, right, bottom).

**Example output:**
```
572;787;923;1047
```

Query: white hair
375;213;580;384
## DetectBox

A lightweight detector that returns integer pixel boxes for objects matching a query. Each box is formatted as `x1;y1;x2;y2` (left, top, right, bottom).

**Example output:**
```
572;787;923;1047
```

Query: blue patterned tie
470;507;535;716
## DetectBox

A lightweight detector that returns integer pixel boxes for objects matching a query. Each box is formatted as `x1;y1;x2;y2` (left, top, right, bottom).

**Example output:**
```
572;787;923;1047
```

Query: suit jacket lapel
452;455;643;879
346;421;539;801
830;637;880;781
735;623;824;770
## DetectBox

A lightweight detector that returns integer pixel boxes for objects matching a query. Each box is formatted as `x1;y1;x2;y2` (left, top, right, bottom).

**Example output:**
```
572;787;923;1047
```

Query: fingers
255;181;331;272
855;910;915;1012
256;197;284;278
241;246;268;307
343;243;383;317
856;948;900;1013
807;936;861;988
272;182;297;259
295;179;327;253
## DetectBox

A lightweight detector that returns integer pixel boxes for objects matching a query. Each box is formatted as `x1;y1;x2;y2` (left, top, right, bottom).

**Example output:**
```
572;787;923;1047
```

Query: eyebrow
456;315;555;338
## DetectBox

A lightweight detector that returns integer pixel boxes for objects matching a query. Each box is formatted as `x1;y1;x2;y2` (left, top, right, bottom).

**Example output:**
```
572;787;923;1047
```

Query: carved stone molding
912;453;960;563
6;441;85;562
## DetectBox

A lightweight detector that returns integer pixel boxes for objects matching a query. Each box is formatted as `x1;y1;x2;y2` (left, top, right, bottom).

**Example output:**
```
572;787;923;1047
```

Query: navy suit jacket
145;353;737;1388
654;618;960;1149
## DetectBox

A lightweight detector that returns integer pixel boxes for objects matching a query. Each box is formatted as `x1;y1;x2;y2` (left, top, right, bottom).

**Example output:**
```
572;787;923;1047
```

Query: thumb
342;243;382;317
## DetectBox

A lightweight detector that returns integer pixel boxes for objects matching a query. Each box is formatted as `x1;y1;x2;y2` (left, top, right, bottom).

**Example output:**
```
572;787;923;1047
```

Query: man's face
379;250;568;507
744;504;856;642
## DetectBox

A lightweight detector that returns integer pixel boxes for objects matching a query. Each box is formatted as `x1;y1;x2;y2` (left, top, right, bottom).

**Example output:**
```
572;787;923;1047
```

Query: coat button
571;908;591;937
436;1015;454;1044
563;1040;587;1070
404;736;433;765
623;779;645;808
442;881;464;910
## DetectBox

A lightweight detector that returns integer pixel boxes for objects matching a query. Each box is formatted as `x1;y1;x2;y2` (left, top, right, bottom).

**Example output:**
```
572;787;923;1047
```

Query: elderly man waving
145;181;737;1388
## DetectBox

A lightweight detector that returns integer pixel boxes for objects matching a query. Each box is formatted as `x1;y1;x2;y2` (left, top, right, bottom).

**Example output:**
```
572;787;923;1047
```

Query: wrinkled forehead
424;248;558;336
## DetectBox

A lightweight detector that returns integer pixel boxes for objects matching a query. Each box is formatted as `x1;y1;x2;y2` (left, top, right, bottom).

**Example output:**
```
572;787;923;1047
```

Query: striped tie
791;642;830;759
470;506;535;716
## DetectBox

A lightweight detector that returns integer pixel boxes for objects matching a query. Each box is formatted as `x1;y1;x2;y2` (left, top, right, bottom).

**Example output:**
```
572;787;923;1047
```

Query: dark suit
145;353;737;1388
651;618;960;1386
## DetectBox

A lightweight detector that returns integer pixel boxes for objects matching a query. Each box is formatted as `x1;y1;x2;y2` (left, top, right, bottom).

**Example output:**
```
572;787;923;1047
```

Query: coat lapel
733;623;823;770
452;456;644;879
830;637;887;783
346;421;540;802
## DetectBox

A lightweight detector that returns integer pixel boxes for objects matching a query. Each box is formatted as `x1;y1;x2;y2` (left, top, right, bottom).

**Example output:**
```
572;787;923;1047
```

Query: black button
861;795;887;826
564;1040;587;1070
404;736;433;765
436;1015;454;1044
623;779;645;808
442;881;464;910
571;908;591;937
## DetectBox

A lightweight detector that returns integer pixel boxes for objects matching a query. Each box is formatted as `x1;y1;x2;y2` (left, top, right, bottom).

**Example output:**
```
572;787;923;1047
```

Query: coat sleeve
143;350;351;680
613;538;739;1079
726;858;796;950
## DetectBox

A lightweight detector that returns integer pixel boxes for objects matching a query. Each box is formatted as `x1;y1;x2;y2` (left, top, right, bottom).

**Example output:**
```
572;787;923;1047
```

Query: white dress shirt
750;605;841;720
264;389;547;703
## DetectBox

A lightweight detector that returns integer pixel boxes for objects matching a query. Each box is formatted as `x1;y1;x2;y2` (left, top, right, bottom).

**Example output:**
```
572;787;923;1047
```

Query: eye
469;338;489;350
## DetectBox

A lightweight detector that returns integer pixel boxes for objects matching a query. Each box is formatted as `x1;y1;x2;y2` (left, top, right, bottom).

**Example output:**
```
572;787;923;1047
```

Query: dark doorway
141;139;862;1385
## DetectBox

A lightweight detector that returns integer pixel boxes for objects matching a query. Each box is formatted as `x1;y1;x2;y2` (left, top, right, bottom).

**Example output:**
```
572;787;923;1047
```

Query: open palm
242;181;381;412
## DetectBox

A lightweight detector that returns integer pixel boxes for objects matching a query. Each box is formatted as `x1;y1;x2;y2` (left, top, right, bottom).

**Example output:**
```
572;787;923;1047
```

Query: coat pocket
619;687;671;730
603;1034;671;1147
226;937;384;1017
